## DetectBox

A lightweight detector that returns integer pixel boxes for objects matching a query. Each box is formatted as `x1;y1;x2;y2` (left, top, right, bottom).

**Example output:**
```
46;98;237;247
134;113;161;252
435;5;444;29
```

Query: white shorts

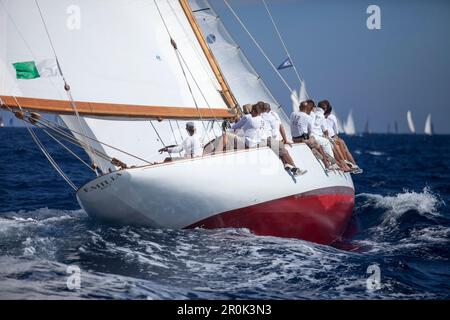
312;134;334;158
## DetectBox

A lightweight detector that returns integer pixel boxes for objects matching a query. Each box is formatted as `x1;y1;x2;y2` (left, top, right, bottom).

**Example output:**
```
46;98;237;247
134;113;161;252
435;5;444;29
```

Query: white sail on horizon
407;110;416;134
343;110;356;135
424;114;433;135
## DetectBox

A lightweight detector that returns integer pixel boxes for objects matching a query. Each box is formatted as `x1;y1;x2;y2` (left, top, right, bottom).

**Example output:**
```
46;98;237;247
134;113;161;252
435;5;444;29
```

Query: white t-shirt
326;114;339;137
261;112;279;140
311;108;327;137
168;133;203;158
290;111;313;138
241;115;265;148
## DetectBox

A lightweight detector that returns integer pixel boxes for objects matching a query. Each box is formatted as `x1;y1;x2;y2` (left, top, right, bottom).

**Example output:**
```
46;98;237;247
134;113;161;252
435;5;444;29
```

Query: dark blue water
0;128;449;299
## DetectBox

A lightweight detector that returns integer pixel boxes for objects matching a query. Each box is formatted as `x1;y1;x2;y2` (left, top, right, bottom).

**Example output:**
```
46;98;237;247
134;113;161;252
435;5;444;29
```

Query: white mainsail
424;114;433;135
1;0;232;172
406;110;416;134
343;110;356;135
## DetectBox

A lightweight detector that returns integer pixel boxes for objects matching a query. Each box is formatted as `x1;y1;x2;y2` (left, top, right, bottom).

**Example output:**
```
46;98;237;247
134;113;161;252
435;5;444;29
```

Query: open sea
0;127;449;299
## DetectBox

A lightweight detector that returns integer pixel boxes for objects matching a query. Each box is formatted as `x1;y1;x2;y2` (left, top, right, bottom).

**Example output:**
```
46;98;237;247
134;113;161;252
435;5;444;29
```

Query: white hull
77;144;355;244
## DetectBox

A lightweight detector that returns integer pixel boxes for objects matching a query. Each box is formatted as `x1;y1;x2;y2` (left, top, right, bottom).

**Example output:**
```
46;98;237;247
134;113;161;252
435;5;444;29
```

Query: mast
178;0;238;113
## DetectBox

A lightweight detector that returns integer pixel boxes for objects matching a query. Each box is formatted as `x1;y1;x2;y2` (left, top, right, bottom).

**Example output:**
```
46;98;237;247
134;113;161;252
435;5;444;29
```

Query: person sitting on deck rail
311;101;353;172
159;122;203;160
290;101;331;170
320;100;362;173
260;102;306;176
230;104;253;134
220;103;265;151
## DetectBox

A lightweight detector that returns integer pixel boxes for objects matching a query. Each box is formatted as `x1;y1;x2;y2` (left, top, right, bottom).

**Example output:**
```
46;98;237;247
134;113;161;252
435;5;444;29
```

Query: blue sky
212;0;450;134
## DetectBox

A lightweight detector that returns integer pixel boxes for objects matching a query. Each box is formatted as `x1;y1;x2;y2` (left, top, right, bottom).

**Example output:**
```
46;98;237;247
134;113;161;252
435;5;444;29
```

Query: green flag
13;61;40;79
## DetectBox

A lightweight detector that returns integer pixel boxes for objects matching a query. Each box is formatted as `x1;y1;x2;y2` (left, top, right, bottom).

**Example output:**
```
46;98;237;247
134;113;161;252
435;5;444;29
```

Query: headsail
407;110;416;134
424;114;433;135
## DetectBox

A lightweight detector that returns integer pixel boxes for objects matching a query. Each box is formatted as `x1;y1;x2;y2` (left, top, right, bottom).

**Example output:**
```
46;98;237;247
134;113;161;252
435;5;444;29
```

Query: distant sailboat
424;114;434;135
407;110;416;134
343;110;356;135
9;118;13;126
364;120;370;135
290;80;307;113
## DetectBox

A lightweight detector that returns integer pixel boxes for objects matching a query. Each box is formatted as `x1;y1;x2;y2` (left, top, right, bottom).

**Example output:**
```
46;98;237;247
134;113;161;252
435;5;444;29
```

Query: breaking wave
352;188;449;258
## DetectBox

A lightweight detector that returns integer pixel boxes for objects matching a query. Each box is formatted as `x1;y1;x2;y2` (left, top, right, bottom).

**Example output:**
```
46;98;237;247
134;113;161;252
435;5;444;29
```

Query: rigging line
29;126;77;190
222;0;293;93
165;0;220;93
28;125;77;190
175;49;220;139
13;97;77;190
166;0;222;128
149;120;171;159
152;0;209;137
36;116;151;164
34;0;100;173
261;0;303;84
41;128;96;172
173;44;209;135
176;120;185;141
169;120;183;158
33;118;113;162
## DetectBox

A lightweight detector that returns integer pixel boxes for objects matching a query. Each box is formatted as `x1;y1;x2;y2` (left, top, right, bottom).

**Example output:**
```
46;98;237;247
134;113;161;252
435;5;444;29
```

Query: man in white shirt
291;101;331;169
231;104;253;137
219;103;265;151
261;102;306;176
308;100;334;158
320;100;361;172
159;122;203;160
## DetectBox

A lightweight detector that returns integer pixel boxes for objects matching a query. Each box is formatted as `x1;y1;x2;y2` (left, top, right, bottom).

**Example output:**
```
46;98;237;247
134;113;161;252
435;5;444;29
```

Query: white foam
359;187;443;222
367;151;385;156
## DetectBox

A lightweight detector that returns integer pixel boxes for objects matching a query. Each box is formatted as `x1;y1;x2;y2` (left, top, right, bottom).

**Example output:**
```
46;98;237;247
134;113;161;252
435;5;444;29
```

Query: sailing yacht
0;0;355;245
424;114;433;135
407;110;416;134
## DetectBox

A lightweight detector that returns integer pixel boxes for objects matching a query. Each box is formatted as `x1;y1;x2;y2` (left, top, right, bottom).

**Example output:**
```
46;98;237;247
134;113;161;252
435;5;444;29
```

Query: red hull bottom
186;187;355;245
